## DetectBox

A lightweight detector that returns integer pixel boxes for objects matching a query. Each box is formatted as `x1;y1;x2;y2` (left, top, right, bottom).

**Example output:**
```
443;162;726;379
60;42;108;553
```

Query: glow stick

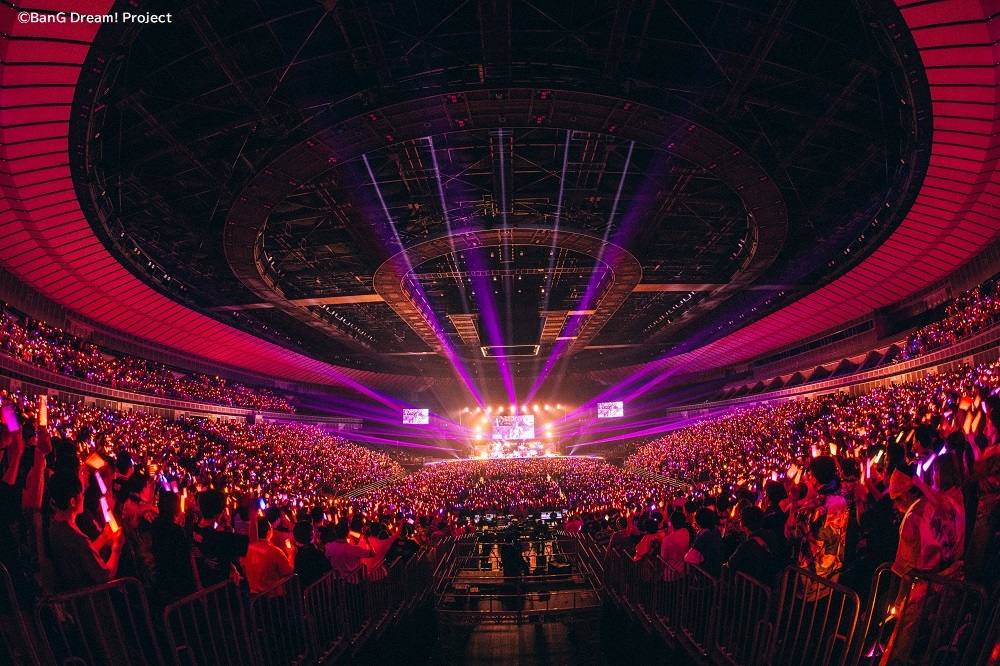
38;395;47;427
1;405;19;432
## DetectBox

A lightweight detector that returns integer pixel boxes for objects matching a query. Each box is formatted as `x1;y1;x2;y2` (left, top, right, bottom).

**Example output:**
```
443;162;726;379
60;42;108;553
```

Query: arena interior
2;0;1000;664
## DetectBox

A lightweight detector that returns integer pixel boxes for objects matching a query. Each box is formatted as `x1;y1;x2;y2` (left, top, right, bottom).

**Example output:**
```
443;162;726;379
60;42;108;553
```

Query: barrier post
714;565;772;666
35;577;165;666
249;574;309;666
163;581;260;666
679;563;719;656
302;570;346;663
0;563;41;666
763;567;859;666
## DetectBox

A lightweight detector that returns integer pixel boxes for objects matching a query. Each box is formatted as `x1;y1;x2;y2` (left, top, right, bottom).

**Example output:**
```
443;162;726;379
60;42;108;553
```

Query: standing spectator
728;505;782;587
190;489;257;588
685;507;723;577
47;470;124;592
150;491;198;602
659;511;691;580
325;521;373;579
292;521;331;589
785;456;848;581
244;519;293;595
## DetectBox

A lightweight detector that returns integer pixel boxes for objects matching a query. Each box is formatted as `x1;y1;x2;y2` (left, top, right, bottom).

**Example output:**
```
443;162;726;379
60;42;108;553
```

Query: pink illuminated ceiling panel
1;0;1000;392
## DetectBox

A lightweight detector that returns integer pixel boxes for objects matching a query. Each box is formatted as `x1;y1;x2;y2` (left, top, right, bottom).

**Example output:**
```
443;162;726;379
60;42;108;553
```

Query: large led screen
492;415;535;440
403;408;429;425
597;401;624;418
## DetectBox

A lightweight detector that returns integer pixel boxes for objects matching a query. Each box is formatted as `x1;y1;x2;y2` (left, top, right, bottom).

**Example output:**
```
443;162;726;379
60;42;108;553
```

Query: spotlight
533;405;539;412
487;406;493;413
544;405;551;411
464;407;470;413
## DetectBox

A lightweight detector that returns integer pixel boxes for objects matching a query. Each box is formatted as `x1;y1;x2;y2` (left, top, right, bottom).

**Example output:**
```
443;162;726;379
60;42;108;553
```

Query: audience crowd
2;356;1000;660
0;307;294;411
899;273;1000;360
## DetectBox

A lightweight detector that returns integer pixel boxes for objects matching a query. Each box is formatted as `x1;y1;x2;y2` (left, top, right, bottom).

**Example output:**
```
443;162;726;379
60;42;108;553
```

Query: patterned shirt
787;491;849;579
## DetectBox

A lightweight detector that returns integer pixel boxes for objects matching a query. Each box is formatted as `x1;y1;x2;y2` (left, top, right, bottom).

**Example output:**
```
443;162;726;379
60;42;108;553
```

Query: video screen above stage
492;414;535;440
403;408;429;425
597;401;624;418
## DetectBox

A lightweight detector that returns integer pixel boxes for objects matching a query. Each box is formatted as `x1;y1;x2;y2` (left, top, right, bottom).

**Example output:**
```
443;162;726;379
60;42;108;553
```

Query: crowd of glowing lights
0;307;294;412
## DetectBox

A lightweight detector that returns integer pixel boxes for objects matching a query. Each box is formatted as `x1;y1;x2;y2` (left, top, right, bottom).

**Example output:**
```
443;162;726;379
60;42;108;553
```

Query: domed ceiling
72;0;929;395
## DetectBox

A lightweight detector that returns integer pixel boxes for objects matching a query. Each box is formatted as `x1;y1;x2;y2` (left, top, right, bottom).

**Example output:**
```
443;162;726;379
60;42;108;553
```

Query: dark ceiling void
67;0;930;388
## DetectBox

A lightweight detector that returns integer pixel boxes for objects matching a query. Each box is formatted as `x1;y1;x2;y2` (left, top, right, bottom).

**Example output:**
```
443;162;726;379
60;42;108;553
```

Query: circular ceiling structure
7;0;965;401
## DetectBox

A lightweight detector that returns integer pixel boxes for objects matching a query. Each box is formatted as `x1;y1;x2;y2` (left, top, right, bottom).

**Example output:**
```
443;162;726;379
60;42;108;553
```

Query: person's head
740;505;765;534
839;458;860;480
616;517;628;530
157;491;180;521
49;470;84;516
933;453;961;493
694;507;719;531
197;489;226;521
257;519;272;540
293;521;314;546
334;520;350;540
669;511;686;530
988;406;1000;443
808;456;839;490
888;467;920;513
114;452;133;477
764;481;788;508
914;425;935;454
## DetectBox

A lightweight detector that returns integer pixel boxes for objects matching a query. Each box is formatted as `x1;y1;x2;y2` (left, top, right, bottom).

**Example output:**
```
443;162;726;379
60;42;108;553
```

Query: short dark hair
764;481;787;506
49;470;83;511
334;520;350;540
158;491;180;518
293;521;314;546
198;489;225;520
809;456;838;486
740;505;765;533
670;511;686;529
694;507;719;530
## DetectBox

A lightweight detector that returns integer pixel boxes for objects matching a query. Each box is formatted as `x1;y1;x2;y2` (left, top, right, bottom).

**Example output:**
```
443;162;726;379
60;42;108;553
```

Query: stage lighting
497;406;503;413
487;406;493;413
544;404;550;410
464;407;469;413
533;405;539;412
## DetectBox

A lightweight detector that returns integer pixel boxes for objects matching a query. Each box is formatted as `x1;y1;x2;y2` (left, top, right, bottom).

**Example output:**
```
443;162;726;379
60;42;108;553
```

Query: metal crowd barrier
855;565;987;666
162;581;260;666
763;567;860;666
0;563;41;666
715;566;772;666
301;570;350;663
976;592;1000;666
249;575;309;666
678;563;719;656
35;577;164;666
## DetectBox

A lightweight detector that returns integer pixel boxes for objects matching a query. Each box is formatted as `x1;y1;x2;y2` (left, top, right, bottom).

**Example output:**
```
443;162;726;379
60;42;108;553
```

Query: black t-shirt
728;530;782;586
189;523;249;588
293;544;332;590
151;517;198;600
